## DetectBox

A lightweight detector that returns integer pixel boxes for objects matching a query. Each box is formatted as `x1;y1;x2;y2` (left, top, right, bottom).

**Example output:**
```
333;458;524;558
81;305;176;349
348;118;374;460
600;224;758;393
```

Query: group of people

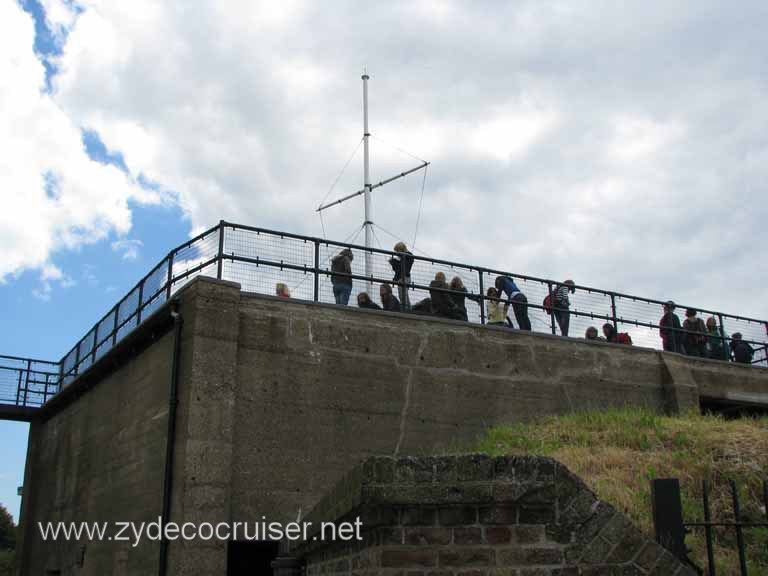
659;301;754;364
274;245;760;366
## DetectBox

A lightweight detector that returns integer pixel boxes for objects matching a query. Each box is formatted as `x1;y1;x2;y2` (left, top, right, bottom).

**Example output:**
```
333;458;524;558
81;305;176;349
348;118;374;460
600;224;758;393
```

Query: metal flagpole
362;72;372;288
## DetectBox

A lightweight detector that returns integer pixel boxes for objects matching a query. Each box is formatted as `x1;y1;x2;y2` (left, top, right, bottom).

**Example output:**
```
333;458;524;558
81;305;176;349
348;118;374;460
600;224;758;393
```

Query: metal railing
652;477;768;575
3;220;767;408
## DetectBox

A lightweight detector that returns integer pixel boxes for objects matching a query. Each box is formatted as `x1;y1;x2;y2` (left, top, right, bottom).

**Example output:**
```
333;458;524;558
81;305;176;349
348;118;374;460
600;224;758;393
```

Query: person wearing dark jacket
682;308;707;357
379;283;401;312
494;276;531;330
705;316;729;361
389;242;414;310
331;248;354;306
449;276;479;322
357;292;381;310
429;272;463;319
659;301;683;353
731;333;754;364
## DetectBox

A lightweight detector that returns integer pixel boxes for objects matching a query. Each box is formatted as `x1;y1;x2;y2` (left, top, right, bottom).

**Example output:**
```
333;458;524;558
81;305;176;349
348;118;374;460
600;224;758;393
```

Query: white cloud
0;1;158;283
111;238;142;261
4;0;768;322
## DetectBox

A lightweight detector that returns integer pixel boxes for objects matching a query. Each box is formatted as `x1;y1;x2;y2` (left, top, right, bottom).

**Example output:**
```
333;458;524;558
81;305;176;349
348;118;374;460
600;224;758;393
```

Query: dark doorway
227;540;279;576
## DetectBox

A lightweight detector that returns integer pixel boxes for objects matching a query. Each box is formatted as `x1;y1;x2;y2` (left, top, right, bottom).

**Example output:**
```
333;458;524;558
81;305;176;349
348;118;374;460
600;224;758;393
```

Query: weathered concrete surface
291;454;696;575
18;330;174;575
16;277;768;574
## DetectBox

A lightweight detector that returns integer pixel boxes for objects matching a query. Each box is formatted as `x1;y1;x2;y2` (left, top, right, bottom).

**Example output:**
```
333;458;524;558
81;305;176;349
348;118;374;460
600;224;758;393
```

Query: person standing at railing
705;316;730;361
553;280;576;337
389;242;414;310
486;287;510;326
682;308;707;357
379;283;401;312
495;276;531;330
731;333;754;364
331;248;354;306
659;301;684;353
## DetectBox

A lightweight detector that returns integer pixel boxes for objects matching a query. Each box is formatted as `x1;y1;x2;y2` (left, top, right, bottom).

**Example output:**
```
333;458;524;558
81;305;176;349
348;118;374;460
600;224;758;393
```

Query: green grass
476;408;768;575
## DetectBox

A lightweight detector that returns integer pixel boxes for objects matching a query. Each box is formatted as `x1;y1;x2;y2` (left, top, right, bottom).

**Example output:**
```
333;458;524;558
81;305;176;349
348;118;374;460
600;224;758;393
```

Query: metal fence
2;220;767;408
652;478;768;575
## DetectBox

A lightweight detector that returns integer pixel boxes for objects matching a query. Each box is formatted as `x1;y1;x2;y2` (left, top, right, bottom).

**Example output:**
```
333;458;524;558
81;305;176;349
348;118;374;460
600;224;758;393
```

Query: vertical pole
610;293;618;335
478;270;485;324
217;220;225;280
362;73;373;291
23;359;30;406
718;314;728;361
547;282;556;335
137;280;144;325
730;480;748;576
166;252;175;300
702;480;716;576
650;479;688;562
91;322;99;364
112;305;119;346
15;369;23;406
313;241;320;302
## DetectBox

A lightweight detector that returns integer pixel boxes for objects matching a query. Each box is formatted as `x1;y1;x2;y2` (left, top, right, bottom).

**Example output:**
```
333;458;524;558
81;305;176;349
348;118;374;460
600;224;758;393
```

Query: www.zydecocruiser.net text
37;517;364;548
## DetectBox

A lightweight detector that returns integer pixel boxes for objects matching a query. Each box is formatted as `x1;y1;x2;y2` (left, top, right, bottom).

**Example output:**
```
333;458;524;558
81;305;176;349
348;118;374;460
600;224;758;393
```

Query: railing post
23;359;31;407
166;252;175;300
730;480;748;576
15;369;23;406
137;279;144;325
112;306;119;346
702;480;716;576
478;270;485;324
91;322;99;364
217;221;225;280
313;241;320;302
547;282;556;335
610;293;618;334
718;314;728;361
74;342;81;376
651;479;688;563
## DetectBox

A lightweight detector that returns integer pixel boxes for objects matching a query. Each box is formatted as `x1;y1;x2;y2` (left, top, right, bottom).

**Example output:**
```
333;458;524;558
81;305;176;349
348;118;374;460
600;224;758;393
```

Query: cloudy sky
1;0;767;518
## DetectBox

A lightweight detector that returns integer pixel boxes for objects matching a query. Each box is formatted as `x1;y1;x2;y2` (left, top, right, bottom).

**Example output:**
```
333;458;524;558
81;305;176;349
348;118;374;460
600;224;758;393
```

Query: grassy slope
476;409;768;575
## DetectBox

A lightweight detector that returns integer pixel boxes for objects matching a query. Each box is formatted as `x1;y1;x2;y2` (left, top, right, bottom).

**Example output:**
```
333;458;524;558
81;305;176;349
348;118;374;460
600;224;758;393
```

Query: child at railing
486;287;510;326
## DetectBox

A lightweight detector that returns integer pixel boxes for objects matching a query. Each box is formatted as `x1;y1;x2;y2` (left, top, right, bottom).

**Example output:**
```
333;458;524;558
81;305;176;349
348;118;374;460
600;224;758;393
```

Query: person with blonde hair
388;242;414;309
275;283;290;299
486;287;509;326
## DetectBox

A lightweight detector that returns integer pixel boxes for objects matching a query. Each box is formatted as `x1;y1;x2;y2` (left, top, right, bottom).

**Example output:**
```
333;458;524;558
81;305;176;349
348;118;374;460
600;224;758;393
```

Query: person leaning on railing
449;276;481;322
388;242;414;310
731;333;754;364
357;292;381;310
429;272;464;320
486;287;510;326
494;275;531;331
553;279;576;337
331;248;354;306
379;283;401;312
705;316;730;361
682;308;707;357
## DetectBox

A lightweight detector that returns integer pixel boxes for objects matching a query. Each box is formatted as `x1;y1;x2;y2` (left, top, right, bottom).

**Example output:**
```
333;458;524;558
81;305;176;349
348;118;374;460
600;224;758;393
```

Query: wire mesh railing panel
224;259;316;301
143;258;171;303
225;226;315;271
0;367;22;405
171;230;220;281
77;328;96;373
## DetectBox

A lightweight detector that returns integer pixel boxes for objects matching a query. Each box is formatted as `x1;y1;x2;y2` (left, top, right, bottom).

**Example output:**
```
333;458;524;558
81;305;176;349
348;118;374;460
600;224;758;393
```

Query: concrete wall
17;277;768;575
290;455;695;576
18;330;174;575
